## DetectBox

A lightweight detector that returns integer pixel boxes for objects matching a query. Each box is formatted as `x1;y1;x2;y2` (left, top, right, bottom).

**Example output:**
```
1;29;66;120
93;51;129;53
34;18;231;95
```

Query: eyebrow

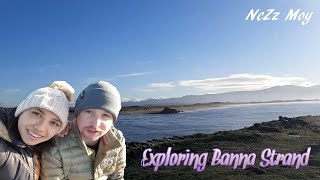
35;108;62;125
36;108;45;115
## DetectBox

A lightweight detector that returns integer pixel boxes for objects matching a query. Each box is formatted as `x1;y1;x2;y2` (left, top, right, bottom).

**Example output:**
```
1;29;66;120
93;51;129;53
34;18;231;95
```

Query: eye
85;110;93;114
50;121;61;128
102;113;113;121
32;111;41;118
103;113;112;118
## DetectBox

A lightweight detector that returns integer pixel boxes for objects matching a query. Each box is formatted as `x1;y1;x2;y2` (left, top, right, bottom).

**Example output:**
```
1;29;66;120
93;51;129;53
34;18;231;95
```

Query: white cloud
178;73;316;92
148;82;175;88
135;88;156;92
116;71;153;78
82;71;155;86
122;96;169;102
148;96;168;100
121;97;142;102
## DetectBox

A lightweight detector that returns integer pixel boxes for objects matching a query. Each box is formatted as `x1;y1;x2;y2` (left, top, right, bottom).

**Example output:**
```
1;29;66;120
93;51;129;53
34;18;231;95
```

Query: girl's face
18;108;62;145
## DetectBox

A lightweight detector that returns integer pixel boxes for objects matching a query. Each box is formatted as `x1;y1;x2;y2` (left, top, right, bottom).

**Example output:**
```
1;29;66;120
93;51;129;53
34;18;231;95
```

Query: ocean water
115;101;320;142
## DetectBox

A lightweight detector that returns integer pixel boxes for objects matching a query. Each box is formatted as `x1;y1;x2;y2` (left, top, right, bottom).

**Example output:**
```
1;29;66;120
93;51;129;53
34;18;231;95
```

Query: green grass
125;116;320;179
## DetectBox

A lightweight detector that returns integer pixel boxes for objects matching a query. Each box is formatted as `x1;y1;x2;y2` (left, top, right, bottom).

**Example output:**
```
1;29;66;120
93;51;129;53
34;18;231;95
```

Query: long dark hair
31;139;56;179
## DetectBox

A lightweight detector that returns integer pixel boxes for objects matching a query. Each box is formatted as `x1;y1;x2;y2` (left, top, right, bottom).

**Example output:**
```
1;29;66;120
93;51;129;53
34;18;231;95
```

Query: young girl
0;81;74;180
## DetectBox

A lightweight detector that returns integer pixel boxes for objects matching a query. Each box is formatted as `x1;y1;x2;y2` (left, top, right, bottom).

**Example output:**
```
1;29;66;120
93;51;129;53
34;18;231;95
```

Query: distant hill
122;85;320;106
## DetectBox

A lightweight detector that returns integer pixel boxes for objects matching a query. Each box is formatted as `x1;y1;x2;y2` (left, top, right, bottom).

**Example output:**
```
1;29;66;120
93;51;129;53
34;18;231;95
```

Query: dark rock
247;123;261;130
150;107;181;114
257;126;282;133
247;121;282;132
288;132;299;135
206;132;259;142
160;107;181;114
281;118;308;129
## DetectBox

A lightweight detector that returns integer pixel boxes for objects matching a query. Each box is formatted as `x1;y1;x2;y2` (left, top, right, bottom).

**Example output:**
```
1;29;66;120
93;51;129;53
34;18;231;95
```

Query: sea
116;101;320;142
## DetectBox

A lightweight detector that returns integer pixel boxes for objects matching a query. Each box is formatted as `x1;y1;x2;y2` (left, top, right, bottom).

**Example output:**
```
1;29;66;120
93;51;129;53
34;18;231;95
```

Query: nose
34;120;46;132
92;116;101;128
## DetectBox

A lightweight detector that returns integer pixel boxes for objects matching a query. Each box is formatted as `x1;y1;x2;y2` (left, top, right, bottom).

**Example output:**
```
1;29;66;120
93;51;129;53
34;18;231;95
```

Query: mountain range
122;85;320;106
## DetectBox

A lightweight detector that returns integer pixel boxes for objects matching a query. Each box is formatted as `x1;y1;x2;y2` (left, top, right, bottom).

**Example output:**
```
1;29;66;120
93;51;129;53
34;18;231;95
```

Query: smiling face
76;109;114;146
17;108;62;146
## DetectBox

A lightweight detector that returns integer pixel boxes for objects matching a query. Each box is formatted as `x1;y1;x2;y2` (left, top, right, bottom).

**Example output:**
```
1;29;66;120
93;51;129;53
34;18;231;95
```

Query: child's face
76;109;114;146
18;108;62;145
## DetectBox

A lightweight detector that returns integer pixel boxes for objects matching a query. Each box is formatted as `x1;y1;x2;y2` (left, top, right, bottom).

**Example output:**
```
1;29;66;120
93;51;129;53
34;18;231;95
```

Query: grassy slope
125;116;320;179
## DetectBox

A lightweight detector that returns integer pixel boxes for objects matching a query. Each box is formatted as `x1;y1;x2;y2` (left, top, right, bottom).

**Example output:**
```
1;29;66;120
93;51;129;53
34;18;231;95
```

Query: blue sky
0;0;319;106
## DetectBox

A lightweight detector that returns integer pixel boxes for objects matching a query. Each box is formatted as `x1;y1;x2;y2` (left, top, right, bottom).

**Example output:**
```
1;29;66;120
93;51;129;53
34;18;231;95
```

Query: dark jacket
0;108;36;180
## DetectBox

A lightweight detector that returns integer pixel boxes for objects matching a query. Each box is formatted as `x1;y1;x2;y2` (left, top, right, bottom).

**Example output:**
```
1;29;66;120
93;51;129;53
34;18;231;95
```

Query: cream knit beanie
15;81;75;133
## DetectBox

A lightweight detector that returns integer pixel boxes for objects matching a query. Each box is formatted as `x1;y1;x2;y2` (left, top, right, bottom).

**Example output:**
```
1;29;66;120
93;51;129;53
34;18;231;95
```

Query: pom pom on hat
49;81;75;102
15;81;75;133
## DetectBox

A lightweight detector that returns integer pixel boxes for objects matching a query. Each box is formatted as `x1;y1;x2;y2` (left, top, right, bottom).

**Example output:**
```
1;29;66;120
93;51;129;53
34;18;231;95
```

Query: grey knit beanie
74;81;122;121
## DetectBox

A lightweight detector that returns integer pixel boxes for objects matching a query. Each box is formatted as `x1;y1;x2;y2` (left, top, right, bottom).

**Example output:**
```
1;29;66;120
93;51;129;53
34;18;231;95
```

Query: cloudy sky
0;0;319;106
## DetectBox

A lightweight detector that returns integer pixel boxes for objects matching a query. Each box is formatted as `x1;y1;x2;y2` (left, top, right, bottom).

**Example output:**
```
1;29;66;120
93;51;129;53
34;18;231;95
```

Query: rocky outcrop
150;107;181;114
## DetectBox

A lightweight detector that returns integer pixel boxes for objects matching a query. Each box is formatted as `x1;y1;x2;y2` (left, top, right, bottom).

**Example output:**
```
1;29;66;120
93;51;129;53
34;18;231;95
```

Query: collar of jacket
71;119;122;156
0;117;10;142
0;108;27;147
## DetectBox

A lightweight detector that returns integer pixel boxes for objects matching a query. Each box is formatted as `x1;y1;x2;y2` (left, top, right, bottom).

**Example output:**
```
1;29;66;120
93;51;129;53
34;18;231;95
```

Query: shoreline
119;99;320;115
125;115;320;179
4;99;319;115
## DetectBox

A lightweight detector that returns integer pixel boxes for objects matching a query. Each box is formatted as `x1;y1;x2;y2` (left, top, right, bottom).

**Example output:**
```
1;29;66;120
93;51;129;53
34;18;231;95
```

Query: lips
27;129;43;138
86;129;100;136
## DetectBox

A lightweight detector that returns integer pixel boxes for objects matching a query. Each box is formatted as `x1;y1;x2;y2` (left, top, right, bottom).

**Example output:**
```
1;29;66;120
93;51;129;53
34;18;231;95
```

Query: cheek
102;121;113;130
77;115;91;126
48;131;59;139
77;120;86;128
17;119;24;135
17;118;23;128
46;124;60;136
19;116;38;129
17;116;28;131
